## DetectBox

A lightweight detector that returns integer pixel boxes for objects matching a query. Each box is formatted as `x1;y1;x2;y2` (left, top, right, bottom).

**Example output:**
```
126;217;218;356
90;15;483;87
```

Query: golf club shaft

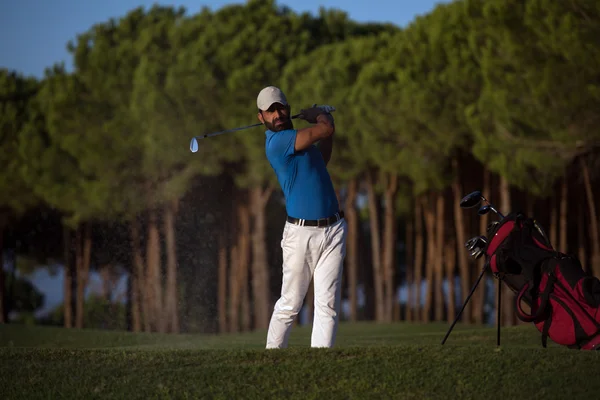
490;206;505;219
480;196;505;219
193;113;301;141
497;278;502;346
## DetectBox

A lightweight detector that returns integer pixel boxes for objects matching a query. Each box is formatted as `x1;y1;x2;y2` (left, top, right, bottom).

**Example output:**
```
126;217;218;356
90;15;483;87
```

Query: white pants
266;217;347;349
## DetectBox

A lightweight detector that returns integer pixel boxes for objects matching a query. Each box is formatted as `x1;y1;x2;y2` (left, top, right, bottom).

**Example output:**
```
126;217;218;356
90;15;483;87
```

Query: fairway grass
2;322;599;399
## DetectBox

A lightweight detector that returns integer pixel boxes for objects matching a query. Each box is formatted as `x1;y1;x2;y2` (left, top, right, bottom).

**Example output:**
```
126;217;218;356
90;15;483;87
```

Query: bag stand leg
497;277;502;346
441;263;489;345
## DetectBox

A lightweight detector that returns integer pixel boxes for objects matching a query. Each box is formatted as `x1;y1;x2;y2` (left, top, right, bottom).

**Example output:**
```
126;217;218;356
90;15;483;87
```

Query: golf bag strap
515;274;556;323
581;332;600;350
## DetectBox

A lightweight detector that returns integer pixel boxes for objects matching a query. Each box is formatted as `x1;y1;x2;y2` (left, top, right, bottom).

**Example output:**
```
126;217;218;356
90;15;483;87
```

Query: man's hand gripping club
298;104;336;124
294;104;336;156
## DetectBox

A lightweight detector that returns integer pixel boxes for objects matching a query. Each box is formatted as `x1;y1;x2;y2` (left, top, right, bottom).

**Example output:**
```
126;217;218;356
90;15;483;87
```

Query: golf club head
532;219;552;249
487;221;500;235
477;205;491;216
470;235;487;247
471;248;485;259
465;236;480;251
460;191;483;209
465;235;487;259
190;138;199;153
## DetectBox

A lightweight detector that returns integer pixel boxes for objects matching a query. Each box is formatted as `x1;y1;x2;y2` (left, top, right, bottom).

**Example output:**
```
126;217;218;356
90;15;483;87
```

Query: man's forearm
316;112;334;165
318;135;333;165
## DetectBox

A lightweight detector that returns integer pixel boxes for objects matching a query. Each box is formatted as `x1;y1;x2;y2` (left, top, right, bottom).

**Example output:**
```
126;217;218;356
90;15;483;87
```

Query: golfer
256;86;348;349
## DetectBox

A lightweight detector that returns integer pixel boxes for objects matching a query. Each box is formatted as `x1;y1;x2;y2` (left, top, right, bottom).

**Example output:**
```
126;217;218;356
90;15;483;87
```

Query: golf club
189;113;302;153
465;235;487;259
189;105;337;153
465;236;484;250
487;221;500;234
459;190;505;219
477;205;491;216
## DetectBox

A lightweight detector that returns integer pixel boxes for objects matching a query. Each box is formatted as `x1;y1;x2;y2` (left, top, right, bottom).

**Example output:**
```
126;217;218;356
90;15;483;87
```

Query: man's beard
265;116;293;132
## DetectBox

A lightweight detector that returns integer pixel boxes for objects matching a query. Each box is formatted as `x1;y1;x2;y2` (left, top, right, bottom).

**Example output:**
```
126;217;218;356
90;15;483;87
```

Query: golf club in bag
441;190;600;350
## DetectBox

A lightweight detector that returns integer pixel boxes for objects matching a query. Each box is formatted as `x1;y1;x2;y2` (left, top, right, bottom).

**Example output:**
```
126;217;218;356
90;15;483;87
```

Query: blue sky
1;0;450;317
1;0;450;78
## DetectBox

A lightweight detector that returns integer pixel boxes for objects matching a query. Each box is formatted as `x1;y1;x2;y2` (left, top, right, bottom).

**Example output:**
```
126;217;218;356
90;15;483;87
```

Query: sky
1;0;450;318
0;0;450;78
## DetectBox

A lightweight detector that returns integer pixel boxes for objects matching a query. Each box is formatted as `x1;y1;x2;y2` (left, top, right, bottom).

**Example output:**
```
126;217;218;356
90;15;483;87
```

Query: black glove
298;104;336;124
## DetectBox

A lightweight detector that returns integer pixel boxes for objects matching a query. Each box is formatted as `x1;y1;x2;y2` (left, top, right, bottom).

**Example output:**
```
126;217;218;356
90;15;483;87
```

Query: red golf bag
485;212;600;350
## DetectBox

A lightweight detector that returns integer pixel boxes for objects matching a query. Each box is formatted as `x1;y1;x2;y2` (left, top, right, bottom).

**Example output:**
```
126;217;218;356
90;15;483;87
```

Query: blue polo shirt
265;128;339;220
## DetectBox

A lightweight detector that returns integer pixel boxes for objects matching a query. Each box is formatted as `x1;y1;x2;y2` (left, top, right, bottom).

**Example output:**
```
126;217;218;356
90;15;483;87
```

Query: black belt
287;211;344;227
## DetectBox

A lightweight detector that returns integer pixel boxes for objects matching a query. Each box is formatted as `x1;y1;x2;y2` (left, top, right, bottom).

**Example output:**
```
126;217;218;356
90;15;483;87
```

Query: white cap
257;86;288;111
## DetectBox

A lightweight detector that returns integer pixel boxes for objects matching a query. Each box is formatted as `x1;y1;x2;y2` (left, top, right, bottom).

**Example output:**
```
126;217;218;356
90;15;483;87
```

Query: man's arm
317;135;333;166
294;112;335;152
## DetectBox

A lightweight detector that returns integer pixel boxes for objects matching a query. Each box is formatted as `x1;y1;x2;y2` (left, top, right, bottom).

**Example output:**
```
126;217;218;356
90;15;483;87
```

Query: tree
389;0;492;323
19;7;186;330
0;69;41;323
348;26;455;322
18;65;105;329
3;273;45;324
130;4;213;334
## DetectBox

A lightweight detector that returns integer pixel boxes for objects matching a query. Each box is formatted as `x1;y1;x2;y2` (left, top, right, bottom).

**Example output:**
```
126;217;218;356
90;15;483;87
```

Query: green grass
2;321;599;399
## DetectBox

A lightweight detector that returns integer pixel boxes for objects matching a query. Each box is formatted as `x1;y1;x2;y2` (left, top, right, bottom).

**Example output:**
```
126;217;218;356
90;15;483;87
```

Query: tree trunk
129;261;141;333
130;217;149;332
451;159;470;324
499;175;514;326
383;173;398;322
75;222;92;329
75;226;83;328
238;203;251;332
434;192;445;322
474;168;490;325
0;225;4;323
344;177;359;321
229;241;240;333
414;196;424;322
63;226;73;328
578;205;588;274
218;228;228;333
366;169;384;321
5;255;16;324
146;209;163;333
559;176;568;253
405;205;414;322
550;190;558;249
581;158;600;277
249;186;273;331
422;195;435;322
228;197;240;333
445;238;456;323
164;200;179;333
